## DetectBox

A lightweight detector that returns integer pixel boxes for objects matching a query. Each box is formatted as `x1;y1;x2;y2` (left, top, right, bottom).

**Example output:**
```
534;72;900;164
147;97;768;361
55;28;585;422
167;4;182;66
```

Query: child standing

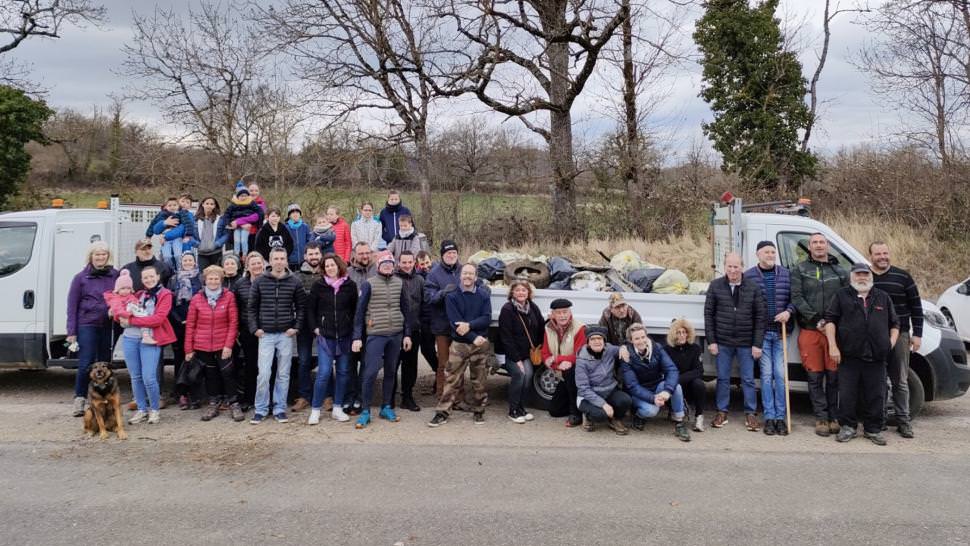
255;207;295;261
221;182;263;256
285;204;312;270
310;214;337;255
104;269;156;345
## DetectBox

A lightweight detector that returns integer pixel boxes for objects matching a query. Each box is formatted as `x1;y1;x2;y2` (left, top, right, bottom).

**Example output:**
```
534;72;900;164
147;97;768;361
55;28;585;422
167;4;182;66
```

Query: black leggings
197;350;237;403
398;345;419;400
579;389;632;422
237;329;259;406
680;377;707;416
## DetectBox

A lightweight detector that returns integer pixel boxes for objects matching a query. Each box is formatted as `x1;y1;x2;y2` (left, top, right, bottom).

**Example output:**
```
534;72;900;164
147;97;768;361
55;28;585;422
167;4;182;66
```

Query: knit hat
440;240;458;255
286;203;302;216
550;298;572;310
115;269;133;291
585;325;608;340
756;240;775;251
377;251;396;266
234;181;249;197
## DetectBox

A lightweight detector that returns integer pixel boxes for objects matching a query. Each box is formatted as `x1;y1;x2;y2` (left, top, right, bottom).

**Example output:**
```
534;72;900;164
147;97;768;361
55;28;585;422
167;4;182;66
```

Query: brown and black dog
83;362;128;440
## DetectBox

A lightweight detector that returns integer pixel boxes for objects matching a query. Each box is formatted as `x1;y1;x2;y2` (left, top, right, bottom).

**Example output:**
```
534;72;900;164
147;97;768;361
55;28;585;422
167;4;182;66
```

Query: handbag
517;311;542;365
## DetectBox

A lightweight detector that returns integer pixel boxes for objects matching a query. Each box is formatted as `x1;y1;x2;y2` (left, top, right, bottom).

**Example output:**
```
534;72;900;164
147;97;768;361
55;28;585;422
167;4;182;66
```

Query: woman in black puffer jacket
498;280;545;423
667;318;707;432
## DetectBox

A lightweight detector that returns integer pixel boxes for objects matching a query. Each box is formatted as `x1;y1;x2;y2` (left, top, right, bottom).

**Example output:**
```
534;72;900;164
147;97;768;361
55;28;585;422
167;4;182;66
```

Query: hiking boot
763;419;776;436
290;398;310;413
745;413;760;432
829;420;841;434
897;422;914;439
178;395;190;411
565;414;583;428
508;409;526;424
776;420;789;436
712;412;728;428
322;397;334;411
229;403;245;422
815;420;830;437
147;410;160;424
307;409;321;426
200;402;220;421
379;405;400;422
693;415;705;432
473;412;485;425
355;409;371;429
674;421;692;442
128;410;147;424
250;413;266;425
400;397;421;412
72;396;86;417
274;412;289;423
332;407;350;422
836;425;857;443
864;431;887;446
631;417;646;431
582;414;594;432
427;411;448;428
608;418;628;436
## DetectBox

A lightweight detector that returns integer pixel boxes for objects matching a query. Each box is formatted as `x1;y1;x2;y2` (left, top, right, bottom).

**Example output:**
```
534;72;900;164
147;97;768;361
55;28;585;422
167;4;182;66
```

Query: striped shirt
872;266;923;337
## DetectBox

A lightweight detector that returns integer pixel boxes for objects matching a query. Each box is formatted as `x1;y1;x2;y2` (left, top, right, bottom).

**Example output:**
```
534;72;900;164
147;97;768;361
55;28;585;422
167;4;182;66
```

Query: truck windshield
0;224;38;278
776;231;854;270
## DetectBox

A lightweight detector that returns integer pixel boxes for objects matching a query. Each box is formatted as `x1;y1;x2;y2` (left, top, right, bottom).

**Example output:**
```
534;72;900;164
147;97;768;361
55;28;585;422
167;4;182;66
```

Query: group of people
65;188;922;445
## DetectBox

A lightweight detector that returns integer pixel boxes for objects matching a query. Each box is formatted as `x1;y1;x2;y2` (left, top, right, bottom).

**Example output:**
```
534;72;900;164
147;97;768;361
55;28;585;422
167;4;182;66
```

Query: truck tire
908;367;925;418
505;261;551;289
528;365;559;411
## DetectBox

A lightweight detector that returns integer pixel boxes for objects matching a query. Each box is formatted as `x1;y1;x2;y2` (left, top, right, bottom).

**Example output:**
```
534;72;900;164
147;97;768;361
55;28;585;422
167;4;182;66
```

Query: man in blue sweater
428;263;492;427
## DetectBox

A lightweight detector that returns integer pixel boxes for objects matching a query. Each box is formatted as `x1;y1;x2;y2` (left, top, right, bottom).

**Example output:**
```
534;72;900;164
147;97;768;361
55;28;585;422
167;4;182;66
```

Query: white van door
50;218;113;338
0;220;46;366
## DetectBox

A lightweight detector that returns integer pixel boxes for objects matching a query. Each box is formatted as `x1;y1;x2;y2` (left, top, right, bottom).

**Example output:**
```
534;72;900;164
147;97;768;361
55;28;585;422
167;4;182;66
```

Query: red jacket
129;288;177;346
184;290;239;353
332;217;352;262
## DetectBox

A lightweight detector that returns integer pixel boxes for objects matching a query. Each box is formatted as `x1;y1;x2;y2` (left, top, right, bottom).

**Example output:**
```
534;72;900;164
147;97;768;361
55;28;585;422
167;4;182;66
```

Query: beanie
115;269;133;292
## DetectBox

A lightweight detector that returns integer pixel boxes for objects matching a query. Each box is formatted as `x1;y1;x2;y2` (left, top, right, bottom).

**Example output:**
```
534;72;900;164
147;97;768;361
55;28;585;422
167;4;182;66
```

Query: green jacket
790;256;849;330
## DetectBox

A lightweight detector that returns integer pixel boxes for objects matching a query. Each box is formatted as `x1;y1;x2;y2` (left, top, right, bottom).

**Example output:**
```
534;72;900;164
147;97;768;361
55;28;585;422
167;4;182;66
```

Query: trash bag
468;250;497;265
652;269;691;295
477;257;506;281
569;271;609;292
626;267;666;293
548;256;577;283
548;279;572;290
688;282;709;295
610;250;647;274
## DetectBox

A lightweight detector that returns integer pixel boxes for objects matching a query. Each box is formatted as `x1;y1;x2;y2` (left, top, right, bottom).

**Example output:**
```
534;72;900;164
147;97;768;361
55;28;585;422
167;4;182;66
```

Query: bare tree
258;0;447;239
0;0;104;54
121;1;269;183
433;0;627;240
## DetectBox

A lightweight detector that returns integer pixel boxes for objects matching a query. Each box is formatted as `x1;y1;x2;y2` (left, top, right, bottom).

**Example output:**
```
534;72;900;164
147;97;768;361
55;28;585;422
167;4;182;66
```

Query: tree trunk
415;133;435;242
621;0;642;232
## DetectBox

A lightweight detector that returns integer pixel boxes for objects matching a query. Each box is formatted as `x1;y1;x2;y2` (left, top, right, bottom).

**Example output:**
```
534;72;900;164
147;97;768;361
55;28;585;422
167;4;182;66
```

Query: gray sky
7;0;900;162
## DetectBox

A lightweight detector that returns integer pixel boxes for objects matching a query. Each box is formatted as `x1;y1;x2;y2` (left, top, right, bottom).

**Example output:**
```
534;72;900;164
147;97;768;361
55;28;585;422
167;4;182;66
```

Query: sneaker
379;405;400;422
274;412;289;423
582;414;594;432
229;403;245;422
400;397;421;412
763;419;776;436
815;420;830;437
355;409;371;429
200;402;220;421
608;418;628;435
565;414;583;428
307;409;321;425
693;415;705;432
836;425;857;442
519;406;535;421
323;397;334;411
128;410;148;424
427;411;448;428
631;417;645;431
712;412;728;428
72;396;86;417
777;420;789;436
178;395;190;411
508;409;526;424
290;398;310;413
897;422;914;439
332;407;350;422
745;413;760;432
250;413;266;425
829;420;841;434
864;431;887;446
473;412;485;425
147;410;160;424
674;421;692;442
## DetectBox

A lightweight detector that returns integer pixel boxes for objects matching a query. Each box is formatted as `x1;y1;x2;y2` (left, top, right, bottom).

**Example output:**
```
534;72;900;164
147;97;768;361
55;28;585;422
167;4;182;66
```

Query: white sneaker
693;415;705;432
308;409;321;425
72;396;87;417
522;411;535;421
332;407;349;422
147;410;161;424
508;412;526;424
128;410;147;424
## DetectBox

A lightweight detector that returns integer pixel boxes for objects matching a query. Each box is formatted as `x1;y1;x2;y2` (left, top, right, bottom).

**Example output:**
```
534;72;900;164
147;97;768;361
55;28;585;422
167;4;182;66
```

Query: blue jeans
312;337;350;409
504;359;534;410
122;335;161;411
161;238;183;270
361;333;402;410
255;332;293;416
233;227;249;255
759;331;787;420
715;345;757;413
74;324;113;397
633;384;686;420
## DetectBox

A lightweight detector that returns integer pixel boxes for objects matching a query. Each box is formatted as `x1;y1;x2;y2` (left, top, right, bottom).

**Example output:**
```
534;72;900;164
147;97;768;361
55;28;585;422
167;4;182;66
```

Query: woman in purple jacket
66;241;119;417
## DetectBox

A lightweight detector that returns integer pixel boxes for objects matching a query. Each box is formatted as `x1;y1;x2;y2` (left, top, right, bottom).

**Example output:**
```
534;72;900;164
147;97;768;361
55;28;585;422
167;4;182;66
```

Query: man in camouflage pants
427;264;492;427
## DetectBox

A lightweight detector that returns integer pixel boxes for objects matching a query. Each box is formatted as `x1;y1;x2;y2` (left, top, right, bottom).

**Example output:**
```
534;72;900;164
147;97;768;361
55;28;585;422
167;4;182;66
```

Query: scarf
176;268;198;303
398;227;415;239
287;218;304;229
204;286;222;308
513;299;531;315
324;274;348;292
140;284;162;307
636;338;653;361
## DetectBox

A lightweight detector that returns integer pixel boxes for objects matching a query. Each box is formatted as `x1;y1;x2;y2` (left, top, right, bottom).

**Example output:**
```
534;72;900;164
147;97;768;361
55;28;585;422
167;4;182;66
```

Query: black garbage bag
476;257;506;282
548;257;577;283
626;267;666;293
548;279;572;290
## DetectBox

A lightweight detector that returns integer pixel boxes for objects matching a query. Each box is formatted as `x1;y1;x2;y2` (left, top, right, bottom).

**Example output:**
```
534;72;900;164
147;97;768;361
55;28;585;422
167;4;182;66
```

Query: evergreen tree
0;86;52;209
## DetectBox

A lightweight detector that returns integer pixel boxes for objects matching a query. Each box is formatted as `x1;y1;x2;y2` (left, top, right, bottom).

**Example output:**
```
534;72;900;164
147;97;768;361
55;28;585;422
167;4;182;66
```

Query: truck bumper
0;333;46;369
926;329;970;400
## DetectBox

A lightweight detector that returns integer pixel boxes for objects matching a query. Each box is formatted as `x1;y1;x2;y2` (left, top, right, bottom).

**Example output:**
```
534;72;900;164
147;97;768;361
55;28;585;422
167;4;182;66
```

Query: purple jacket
744;264;795;334
66;265;119;335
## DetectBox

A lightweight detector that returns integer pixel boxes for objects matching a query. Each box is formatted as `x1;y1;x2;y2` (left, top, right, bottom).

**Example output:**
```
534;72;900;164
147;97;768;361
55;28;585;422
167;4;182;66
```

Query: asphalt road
2;368;970;545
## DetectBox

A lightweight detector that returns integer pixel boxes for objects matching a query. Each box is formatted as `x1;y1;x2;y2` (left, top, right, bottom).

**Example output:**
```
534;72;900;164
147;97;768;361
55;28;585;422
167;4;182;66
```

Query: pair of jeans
715;345;756;413
887;331;911;424
122;335;161;411
255;332;294;416
161;238;183;270
633;384;686;420
233;227;249;255
579;389;632;422
295;329;315;401
74;324;113;397
504;359;534;411
312;337;350;409
197;350;237;403
759;331;788;420
838;357;887;433
361;334;403;410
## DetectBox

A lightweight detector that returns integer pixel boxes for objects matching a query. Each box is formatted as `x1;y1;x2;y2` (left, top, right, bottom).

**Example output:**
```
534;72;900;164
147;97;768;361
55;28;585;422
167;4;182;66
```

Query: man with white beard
823;263;900;446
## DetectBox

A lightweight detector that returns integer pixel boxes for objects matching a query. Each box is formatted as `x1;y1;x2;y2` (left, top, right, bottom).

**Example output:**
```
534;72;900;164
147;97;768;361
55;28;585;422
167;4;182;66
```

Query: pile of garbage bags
468;250;707;295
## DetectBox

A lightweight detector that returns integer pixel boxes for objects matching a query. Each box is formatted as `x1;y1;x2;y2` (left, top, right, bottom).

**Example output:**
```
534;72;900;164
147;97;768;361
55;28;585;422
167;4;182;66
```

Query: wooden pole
782;325;792;433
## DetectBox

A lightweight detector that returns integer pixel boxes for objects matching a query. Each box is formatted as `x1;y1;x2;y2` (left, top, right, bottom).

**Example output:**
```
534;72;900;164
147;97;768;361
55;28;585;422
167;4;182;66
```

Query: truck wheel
908;367;925;418
528;366;559;411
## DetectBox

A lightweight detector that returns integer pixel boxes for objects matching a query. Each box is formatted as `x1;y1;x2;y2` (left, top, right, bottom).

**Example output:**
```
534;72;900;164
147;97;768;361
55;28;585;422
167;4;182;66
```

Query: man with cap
575;325;633;434
790;233;850;436
427;263;492;427
704;252;767;431
122;238;174;292
744;241;796;436
598;292;643;346
352;251;412;429
824;263;899;445
424;240;462;397
541;298;587;427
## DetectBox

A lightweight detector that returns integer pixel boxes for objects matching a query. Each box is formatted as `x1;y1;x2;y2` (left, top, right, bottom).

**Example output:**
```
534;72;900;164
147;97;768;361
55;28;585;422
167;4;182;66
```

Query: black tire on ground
504;261;552;289
907;366;925;418
527;365;559;411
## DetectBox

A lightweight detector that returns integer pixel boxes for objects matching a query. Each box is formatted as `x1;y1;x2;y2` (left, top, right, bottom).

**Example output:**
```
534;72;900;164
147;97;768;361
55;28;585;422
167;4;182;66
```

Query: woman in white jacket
350;201;383;250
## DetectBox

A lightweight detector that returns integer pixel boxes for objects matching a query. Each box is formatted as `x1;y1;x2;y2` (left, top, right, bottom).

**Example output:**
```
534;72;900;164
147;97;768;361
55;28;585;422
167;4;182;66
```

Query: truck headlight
924;309;954;331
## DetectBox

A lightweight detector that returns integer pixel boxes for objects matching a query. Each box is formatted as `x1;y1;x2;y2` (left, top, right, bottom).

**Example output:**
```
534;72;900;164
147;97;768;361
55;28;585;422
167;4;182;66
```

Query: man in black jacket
395;251;425;411
825;263;899;446
247;247;307;424
704;253;767;431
